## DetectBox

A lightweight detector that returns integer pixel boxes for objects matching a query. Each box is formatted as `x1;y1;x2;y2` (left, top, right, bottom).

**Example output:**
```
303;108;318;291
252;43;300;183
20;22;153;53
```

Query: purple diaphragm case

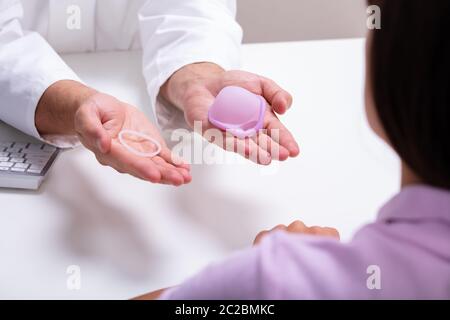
208;86;265;138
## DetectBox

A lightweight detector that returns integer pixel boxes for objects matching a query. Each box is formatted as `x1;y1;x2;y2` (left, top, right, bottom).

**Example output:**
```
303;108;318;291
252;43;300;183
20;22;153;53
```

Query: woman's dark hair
367;0;450;189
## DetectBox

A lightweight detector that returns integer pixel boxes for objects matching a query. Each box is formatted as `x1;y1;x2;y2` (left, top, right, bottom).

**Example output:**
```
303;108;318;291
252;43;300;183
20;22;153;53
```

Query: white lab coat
0;0;242;146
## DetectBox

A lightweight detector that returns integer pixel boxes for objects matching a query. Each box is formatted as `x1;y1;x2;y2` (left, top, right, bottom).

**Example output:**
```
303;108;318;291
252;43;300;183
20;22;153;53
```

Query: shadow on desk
172;164;266;250
45;155;157;280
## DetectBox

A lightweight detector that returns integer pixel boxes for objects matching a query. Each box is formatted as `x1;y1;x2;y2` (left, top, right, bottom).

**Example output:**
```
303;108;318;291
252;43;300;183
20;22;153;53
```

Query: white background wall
237;0;368;43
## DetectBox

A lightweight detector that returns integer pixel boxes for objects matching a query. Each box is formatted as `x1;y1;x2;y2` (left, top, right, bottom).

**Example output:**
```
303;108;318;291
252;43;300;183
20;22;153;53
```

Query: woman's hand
253;220;340;245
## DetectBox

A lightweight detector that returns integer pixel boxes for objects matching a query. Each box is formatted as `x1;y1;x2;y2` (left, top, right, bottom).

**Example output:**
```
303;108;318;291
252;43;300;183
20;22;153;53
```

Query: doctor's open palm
35;80;191;186
74;93;191;185
161;63;300;165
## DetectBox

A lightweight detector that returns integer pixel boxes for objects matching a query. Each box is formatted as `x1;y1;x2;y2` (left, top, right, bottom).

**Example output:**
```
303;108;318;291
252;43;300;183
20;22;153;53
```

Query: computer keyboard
0;141;59;190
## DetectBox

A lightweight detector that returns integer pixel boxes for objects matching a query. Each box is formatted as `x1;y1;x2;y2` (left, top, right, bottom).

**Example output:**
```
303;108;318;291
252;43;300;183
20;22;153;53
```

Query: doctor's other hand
35;80;191;186
253;220;340;246
161;62;300;165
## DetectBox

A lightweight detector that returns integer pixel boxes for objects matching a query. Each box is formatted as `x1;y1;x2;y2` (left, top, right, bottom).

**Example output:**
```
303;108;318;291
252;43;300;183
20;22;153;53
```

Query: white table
0;39;400;299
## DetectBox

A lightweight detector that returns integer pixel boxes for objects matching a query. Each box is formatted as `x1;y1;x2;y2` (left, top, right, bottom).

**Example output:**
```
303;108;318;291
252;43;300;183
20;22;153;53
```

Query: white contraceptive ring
118;129;162;158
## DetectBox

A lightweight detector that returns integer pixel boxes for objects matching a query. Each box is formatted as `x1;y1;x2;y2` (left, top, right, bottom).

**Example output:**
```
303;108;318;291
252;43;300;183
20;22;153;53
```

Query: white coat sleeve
0;0;80;147
138;0;243;136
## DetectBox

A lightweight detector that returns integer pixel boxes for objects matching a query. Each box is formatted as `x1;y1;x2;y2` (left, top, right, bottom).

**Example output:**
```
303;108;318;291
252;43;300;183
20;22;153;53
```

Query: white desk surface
0;38;400;299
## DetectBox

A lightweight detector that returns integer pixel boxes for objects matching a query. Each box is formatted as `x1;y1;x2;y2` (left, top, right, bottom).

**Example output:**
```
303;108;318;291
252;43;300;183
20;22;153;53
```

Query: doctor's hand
253;220;340;246
36;80;191;186
161;62;300;165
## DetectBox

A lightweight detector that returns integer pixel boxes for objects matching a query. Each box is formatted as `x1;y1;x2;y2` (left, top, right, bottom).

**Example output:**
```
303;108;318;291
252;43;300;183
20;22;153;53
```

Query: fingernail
260;152;272;165
285;98;292;110
288;142;300;156
282;98;289;109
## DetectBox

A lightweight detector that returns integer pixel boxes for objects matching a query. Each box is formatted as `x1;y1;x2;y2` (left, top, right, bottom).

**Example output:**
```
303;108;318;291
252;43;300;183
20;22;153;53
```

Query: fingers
253;224;287;246
309;226;340;240
265;113;300;157
253;231;268;246
152;156;190;186
253;131;290;161
287;220;340;239
257;82;298;158
203;126;272;165
158;147;192;183
224;135;272;165
95;144;190;186
95;141;191;186
159;147;191;171
205;120;292;163
74;103;112;154
287;220;308;233
259;76;293;115
96;141;161;182
253;220;340;246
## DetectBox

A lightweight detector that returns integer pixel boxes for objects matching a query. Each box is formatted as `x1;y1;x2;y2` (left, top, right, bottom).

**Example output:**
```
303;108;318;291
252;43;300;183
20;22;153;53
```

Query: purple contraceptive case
208;86;266;138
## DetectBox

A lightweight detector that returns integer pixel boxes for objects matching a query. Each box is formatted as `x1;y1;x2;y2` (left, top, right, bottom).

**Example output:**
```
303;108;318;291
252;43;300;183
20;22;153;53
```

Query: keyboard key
0;141;54;179
25;154;50;160
27;169;43;174
29;164;45;170
9;153;24;158
25;159;50;166
13;142;28;148
14;163;30;169
24;149;53;155
25;143;44;151
25;151;50;156
0;142;12;148
26;154;48;160
26;159;48;166
6;147;22;153
0;162;14;167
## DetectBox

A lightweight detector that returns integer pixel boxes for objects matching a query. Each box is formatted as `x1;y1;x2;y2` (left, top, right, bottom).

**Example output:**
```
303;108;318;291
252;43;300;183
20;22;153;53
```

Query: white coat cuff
30;69;83;149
